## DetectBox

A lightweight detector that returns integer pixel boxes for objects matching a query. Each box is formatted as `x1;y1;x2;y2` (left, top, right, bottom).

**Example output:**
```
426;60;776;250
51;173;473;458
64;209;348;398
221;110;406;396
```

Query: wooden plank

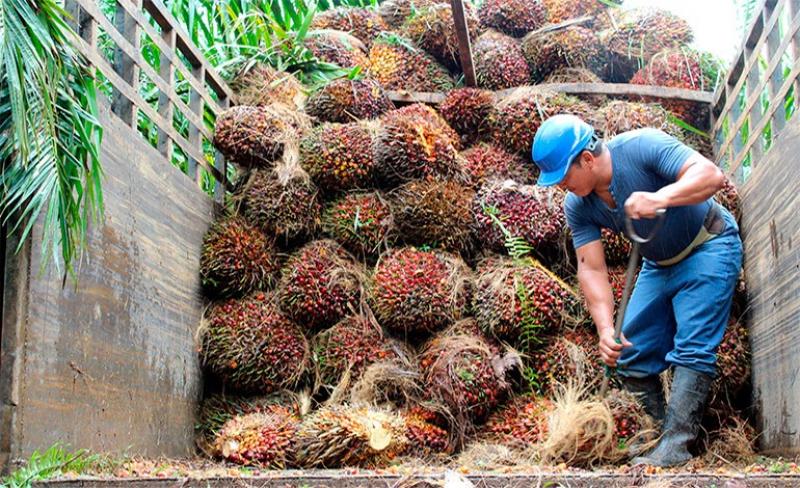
141;0;232;102
789;0;800;113
73;35;229;189
188;66;205;184
74;0;214;143
724;51;800;177
387;83;715;105
712;0;789;135
450;0;476;87
111;1;140;126
739;117;800;455
766;17;787;135
0;101;215;465
715;4;800;161
214;96;230;204
74;0;227;116
157;28;176;162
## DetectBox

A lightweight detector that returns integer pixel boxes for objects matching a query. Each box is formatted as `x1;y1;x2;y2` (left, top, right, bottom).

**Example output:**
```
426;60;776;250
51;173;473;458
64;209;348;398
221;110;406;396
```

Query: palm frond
0;0;104;277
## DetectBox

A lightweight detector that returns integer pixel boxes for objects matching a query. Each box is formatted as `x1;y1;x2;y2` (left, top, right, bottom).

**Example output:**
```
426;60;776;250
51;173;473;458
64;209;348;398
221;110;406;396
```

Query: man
530;114;742;467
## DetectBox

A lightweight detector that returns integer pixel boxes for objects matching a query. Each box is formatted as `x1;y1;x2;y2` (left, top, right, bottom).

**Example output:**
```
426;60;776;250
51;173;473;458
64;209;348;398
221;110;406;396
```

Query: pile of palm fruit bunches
197;0;750;471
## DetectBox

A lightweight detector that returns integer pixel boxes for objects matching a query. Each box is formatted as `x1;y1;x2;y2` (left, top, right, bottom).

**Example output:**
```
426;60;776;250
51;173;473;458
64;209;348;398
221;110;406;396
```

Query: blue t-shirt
564;128;712;262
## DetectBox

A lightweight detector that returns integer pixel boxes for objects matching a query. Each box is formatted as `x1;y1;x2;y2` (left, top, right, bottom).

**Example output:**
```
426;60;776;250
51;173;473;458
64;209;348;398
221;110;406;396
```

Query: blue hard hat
531;114;596;187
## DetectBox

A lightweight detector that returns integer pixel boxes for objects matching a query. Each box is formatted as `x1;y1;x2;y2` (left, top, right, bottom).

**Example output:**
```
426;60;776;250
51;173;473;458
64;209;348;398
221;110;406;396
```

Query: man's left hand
624;191;668;219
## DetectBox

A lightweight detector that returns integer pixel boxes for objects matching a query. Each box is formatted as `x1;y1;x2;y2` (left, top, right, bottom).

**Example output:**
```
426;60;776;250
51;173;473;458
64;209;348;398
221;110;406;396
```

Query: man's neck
592;150;614;194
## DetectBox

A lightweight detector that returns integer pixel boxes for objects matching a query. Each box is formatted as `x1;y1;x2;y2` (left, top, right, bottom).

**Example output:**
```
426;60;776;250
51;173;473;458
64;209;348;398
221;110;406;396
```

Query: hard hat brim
536;162;571;187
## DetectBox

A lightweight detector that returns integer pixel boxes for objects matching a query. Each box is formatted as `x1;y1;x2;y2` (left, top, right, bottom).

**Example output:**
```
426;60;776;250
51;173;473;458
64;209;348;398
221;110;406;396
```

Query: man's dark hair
570;135;604;167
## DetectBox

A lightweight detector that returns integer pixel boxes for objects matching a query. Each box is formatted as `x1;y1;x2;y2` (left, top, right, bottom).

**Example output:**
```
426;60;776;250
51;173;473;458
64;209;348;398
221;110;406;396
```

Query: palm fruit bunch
601;8;694;83
370;247;471;339
474;257;585;346
299;122;376;193
478;0;546;38
473;31;531;90
602;228;632;265
214;104;310;168
599;100;681;139
461;143;533;188
630;49;711;127
368;33;456;92
484;394;553;447
446;318;503;355
228;63;306;109
419;333;515;428
680;129;714;159
545;67;608;106
212;406;299;467
530;329;603;394
715;178;741;221
294;405;408;468
606;265;639;308
278;240;364;332
438;88;495;147
304;30;369;70
606;389;651;445
310;7;389;47
239;168;322;244
374;104;463;187
305;77;393;124
521;26;604;82
389;179;476;256
200;292;309;394
196;393;301;453
401;3;479;69
402;407;451;456
378;0;439;28
323;192;395;259
199;216;280;298
491;90;594;155
712;319;751;403
313;314;399;389
472;181;566;253
543;0;616;24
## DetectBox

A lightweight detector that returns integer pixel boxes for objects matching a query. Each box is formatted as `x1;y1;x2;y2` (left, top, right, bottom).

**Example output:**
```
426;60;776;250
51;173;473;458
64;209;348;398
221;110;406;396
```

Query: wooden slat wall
64;0;232;199
739;118;800;456
0;102;215;466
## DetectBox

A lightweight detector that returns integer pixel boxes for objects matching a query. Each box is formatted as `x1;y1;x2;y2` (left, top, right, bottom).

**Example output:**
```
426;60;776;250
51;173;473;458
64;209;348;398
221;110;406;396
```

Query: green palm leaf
0;0;104;277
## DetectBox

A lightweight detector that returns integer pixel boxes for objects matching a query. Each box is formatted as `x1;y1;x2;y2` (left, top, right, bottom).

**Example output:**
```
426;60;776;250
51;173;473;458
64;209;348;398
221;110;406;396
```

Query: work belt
655;203;727;267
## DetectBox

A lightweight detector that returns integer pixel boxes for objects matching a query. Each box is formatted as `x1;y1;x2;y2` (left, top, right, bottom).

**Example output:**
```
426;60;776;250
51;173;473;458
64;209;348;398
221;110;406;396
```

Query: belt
655;203;726;267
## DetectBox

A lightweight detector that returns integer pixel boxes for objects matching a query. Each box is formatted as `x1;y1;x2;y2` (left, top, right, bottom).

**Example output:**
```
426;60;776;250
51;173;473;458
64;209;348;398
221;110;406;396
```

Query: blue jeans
617;210;743;378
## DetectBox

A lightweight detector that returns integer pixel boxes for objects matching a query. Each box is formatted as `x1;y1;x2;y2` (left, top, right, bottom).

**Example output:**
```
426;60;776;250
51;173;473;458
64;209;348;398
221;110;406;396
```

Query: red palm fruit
478;0;546;37
368;33;456;92
200;216;281;298
212;406;300;467
228;63;305;109
401;3;479;70
310;7;389;47
278;240;364;332
439;88;496;147
474;256;586;348
304;30;370;70
472;180;566;253
374;104;464;187
473;31;531;90
530;328;603;394
299;122;376;193
484;394;553;446
602;228;632;265
370;247;471;339
461;143;534;188
200;292;309;394
305;78;393;124
522;25;604;82
389;179;476;256
313;314;400;389
323;191;395;258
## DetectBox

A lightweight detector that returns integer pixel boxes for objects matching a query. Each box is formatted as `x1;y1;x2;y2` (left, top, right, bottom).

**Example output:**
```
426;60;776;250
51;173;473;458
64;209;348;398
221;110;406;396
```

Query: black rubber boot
632;366;713;467
618;374;666;425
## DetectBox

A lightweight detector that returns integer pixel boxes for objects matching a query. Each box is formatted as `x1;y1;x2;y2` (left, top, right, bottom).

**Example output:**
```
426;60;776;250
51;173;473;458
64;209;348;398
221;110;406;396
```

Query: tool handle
625;208;666;244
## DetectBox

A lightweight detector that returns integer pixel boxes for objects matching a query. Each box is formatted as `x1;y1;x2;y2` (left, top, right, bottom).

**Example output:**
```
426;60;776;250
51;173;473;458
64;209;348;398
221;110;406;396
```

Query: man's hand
624;191;668;219
599;328;633;367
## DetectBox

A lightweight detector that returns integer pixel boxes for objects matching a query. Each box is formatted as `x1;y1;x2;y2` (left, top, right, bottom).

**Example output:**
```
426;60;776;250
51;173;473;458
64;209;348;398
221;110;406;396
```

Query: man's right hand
598;327;633;367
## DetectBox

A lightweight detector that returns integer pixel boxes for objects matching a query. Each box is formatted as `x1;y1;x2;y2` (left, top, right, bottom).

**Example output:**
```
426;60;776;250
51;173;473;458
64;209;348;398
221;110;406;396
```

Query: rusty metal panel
740;118;800;456
0;102;215;469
